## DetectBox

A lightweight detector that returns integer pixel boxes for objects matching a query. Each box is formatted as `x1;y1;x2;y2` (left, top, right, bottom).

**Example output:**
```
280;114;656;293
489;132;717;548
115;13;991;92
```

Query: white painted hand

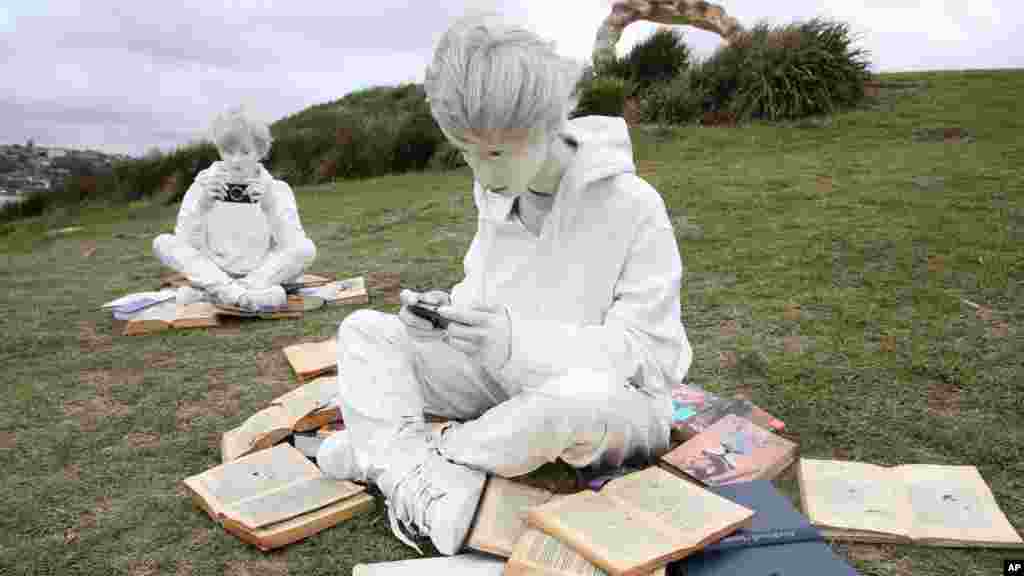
196;167;228;204
398;289;451;341
247;172;273;207
438;303;511;372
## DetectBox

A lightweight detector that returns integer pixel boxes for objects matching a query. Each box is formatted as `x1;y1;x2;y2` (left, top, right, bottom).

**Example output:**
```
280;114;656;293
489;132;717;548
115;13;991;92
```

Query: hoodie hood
559;115;636;193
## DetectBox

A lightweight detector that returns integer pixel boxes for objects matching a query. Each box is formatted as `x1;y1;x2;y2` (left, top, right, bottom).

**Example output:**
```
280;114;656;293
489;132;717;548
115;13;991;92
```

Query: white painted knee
537;368;619;405
297;237;316;268
152;234;183;268
337;309;403;348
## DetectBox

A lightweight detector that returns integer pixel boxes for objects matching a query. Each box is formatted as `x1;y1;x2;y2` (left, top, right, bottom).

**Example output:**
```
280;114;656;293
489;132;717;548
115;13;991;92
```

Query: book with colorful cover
661;414;798;487
671;385;785;443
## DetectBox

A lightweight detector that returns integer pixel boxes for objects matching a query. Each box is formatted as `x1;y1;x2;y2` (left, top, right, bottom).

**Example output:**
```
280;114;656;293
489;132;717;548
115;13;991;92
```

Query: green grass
1;69;1022;575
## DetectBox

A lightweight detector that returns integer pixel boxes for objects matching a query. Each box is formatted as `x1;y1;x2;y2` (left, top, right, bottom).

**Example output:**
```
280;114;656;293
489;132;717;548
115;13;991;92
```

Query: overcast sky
2;0;1018;156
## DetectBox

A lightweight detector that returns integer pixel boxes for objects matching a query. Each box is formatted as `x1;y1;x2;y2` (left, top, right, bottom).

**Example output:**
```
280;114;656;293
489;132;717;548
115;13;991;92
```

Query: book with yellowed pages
216;294;322;318
798;458;1024;548
506;528;666;576
660;414;798;487
297;276;369;305
221;375;341;462
183;443;374;551
524;466;754;576
119;300;220;336
467;477;555;558
283;339;337;382
352;553;506;576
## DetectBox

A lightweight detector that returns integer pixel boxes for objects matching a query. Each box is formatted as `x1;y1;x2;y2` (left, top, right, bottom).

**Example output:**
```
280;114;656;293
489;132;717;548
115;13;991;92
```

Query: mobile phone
407;302;451;329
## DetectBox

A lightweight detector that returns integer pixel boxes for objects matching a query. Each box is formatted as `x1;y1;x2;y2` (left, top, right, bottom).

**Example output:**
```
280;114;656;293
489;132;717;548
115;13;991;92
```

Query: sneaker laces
385;449;448;554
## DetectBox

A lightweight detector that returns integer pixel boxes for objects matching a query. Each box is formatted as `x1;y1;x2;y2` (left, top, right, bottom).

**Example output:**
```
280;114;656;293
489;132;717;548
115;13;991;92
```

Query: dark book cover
673;480;860;576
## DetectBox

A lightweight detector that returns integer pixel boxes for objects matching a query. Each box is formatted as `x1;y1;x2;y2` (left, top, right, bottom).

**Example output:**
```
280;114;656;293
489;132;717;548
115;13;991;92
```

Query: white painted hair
424;12;584;141
210;105;273;159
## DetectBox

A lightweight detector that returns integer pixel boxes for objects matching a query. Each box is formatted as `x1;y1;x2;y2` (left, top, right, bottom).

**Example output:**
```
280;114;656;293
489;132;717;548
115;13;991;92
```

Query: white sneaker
316;429;362;482
238;285;287;312
176;285;209;306
379;434;486;556
210;281;246;307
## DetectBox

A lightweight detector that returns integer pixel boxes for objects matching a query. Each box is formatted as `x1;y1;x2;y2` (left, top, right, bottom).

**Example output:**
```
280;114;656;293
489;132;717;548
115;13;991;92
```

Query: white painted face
217;133;261;182
446;127;550;198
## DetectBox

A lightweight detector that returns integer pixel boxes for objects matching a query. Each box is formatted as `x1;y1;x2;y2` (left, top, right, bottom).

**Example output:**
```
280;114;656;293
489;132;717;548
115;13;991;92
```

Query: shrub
640;67;706;125
573;75;630;118
602;28;692;93
699;18;872;122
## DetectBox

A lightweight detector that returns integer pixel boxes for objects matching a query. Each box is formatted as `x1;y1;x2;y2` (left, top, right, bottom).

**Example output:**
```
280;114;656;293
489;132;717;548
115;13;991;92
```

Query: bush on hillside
573;75;630;118
698;18;872;122
640;67;707;125
599;28;693;94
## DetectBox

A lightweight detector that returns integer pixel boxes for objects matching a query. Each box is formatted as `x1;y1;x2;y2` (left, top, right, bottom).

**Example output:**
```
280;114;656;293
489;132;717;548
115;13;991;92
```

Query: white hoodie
450;116;692;398
174;161;310;276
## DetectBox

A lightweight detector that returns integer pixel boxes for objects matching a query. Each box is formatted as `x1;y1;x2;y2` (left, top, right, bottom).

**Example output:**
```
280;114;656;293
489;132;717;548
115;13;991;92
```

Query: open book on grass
660;414;798;487
524;466;754;576
506;528;666;576
216;294;322;318
183;443;374;551
117;300;220;336
467;476;555;558
221;375;341;462
798;458;1024;548
283;339;337;382
296;276;369;305
353;554;506;576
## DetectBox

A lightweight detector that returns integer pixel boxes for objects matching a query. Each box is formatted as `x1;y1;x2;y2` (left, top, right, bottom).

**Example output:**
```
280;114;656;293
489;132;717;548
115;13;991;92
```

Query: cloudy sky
2;0;1018;156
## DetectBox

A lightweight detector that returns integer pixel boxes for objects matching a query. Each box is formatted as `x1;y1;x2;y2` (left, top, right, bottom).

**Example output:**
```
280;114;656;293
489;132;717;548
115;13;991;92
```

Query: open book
221;375;341;462
216;294;321;318
506;528;666;576
798;458;1024;548
660;414;798;487
525;466;754;576
117;300;220;336
183;443;374;551
296;276;369;305
283;339;337;382
467;477;555;558
353;554;506;576
102;290;177;316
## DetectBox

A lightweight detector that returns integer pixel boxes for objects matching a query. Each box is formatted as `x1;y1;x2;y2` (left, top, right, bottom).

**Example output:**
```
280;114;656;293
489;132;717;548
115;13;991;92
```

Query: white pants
335;310;673;483
153;233;315;290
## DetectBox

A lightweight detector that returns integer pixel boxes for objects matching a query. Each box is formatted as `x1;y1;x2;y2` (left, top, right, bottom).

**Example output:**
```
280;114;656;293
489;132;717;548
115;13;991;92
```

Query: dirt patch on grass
366;271;402;305
142;351;178;370
63;463;81;481
256;350;296;398
176;372;241;431
225;559;289;576
0;431;16;450
719;319;738;338
78;320;113;353
64;396;132;431
782;335;803;355
926;380;961;418
127;559;160;576
719;350;738;370
841;542;894;563
175;561;194;576
79;368;144;396
783;303;801;321
124;431;161;450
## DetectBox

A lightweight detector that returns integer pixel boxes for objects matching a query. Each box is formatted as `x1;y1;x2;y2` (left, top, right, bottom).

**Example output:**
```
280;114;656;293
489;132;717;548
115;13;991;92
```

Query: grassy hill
0;68;1021;575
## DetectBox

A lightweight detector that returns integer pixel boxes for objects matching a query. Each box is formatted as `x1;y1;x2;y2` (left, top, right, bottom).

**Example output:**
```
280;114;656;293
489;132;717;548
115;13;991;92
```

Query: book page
174;302;219;325
273;375;338;423
508;529;668;576
899;464;1024;546
283;340;337;379
225;476;364;530
353;554;506;576
602;466;754;547
467;477;553;557
123;300;176;323
198;444;320;508
798;459;910;539
526;489;683;574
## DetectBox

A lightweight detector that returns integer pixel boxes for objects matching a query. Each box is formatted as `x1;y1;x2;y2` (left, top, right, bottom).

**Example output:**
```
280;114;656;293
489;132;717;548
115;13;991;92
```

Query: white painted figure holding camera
317;13;693;557
153;106;316;311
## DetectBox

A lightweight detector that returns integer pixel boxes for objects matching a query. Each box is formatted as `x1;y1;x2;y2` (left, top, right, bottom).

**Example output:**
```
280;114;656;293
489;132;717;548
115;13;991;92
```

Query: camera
408;302;451;329
222;182;256;204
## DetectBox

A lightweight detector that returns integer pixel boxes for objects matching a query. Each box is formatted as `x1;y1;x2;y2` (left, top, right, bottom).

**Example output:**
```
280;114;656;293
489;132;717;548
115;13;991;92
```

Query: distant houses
0;143;128;196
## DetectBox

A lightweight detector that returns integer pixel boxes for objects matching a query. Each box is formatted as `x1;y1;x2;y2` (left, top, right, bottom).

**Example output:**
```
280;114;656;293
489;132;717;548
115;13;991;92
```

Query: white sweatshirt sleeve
174;171;213;251
493;200;690;396
263;179;310;250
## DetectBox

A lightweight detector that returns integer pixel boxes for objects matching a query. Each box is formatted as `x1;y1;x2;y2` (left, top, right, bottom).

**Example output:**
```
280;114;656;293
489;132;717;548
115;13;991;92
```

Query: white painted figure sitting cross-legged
153;106;316;312
317;13;692;556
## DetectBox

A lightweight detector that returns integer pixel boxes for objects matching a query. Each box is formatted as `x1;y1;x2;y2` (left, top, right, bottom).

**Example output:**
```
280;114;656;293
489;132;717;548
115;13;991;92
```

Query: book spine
701;527;824;552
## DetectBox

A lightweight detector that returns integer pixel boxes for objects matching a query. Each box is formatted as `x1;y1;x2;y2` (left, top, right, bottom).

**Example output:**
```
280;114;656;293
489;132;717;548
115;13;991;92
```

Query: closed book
675;480;860;575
